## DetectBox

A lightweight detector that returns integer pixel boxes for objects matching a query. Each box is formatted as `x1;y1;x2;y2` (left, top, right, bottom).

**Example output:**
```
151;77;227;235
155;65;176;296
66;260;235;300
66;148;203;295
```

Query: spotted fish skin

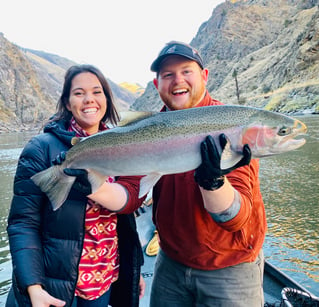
31;105;307;210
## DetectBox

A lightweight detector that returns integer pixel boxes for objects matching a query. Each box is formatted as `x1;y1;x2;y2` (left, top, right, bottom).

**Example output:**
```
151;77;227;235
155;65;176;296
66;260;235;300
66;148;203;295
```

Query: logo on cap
166;45;177;54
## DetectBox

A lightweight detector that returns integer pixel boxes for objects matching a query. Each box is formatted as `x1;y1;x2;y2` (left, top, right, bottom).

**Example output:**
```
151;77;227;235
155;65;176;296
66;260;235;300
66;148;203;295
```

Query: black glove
52;152;91;195
52;151;67;165
194;134;251;191
63;168;92;196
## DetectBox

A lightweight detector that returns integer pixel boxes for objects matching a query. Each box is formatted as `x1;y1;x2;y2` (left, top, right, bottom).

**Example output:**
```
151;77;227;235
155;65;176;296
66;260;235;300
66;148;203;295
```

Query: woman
6;64;145;307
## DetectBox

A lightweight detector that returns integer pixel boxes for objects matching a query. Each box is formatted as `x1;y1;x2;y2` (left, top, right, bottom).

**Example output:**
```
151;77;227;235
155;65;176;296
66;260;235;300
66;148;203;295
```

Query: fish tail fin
31;165;76;211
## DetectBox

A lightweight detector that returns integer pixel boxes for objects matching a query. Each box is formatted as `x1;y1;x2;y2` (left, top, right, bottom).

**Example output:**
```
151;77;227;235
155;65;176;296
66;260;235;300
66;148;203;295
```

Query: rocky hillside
0;33;140;132
132;0;319;113
1;0;318;133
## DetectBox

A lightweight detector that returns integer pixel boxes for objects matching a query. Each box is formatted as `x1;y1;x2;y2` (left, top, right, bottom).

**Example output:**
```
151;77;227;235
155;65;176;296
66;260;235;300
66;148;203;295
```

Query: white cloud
1;0;224;87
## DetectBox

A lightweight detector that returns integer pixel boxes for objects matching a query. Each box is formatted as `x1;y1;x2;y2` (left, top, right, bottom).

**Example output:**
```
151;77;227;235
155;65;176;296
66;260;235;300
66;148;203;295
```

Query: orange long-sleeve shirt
152;92;267;270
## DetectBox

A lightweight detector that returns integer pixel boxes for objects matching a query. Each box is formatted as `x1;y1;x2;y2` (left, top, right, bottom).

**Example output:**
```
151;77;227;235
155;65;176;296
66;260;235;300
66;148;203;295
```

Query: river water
0;116;318;305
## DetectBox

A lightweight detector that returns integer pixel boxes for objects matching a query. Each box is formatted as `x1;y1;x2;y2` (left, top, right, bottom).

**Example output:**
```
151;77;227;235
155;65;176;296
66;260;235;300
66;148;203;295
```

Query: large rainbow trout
31;105;307;210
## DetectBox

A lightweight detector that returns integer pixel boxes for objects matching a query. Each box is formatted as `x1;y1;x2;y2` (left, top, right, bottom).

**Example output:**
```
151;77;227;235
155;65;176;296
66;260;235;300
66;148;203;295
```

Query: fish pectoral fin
118;111;156;127
87;170;108;193
220;139;243;170
139;173;162;198
220;153;243;170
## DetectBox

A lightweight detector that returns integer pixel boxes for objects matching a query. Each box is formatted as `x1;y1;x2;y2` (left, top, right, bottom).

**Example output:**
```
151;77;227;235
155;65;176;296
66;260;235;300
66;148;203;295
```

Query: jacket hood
43;120;76;147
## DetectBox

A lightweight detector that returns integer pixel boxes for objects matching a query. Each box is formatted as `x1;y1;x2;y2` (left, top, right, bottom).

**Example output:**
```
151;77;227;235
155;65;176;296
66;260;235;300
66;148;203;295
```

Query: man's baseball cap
150;41;204;72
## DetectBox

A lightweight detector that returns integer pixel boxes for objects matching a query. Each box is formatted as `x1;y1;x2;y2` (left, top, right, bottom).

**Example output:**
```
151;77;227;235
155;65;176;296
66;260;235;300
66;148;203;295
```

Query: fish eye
278;126;291;136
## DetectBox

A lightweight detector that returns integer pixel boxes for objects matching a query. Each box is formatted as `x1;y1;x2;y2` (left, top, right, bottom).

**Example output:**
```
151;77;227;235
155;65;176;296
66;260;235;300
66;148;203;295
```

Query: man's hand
194;134;251;191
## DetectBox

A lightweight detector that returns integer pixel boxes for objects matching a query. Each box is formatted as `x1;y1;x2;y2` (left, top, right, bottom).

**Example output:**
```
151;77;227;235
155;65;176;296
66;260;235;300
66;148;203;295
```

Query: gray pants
150;250;264;307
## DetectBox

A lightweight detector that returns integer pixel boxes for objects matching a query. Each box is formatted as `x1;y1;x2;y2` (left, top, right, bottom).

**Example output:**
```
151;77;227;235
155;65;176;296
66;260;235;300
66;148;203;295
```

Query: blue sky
1;0;224;87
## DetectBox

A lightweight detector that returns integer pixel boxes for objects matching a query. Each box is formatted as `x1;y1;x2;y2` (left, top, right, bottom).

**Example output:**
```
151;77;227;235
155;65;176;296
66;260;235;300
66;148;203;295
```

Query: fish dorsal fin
118;111;156;127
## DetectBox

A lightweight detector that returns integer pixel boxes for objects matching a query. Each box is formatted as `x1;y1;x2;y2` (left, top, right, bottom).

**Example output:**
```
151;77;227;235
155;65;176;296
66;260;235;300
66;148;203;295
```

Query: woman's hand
28;284;65;307
139;275;146;299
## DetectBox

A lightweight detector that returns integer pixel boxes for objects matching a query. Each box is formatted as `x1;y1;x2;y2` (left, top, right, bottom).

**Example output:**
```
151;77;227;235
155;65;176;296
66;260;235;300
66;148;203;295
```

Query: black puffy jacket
7;120;144;307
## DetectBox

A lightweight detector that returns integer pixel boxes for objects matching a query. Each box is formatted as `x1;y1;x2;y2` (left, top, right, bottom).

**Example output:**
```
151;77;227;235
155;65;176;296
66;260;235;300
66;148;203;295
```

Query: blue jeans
72;287;111;307
150;250;264;307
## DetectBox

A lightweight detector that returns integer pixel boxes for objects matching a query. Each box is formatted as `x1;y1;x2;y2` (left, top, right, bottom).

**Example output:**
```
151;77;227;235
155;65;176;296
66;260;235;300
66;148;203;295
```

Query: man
149;41;266;307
